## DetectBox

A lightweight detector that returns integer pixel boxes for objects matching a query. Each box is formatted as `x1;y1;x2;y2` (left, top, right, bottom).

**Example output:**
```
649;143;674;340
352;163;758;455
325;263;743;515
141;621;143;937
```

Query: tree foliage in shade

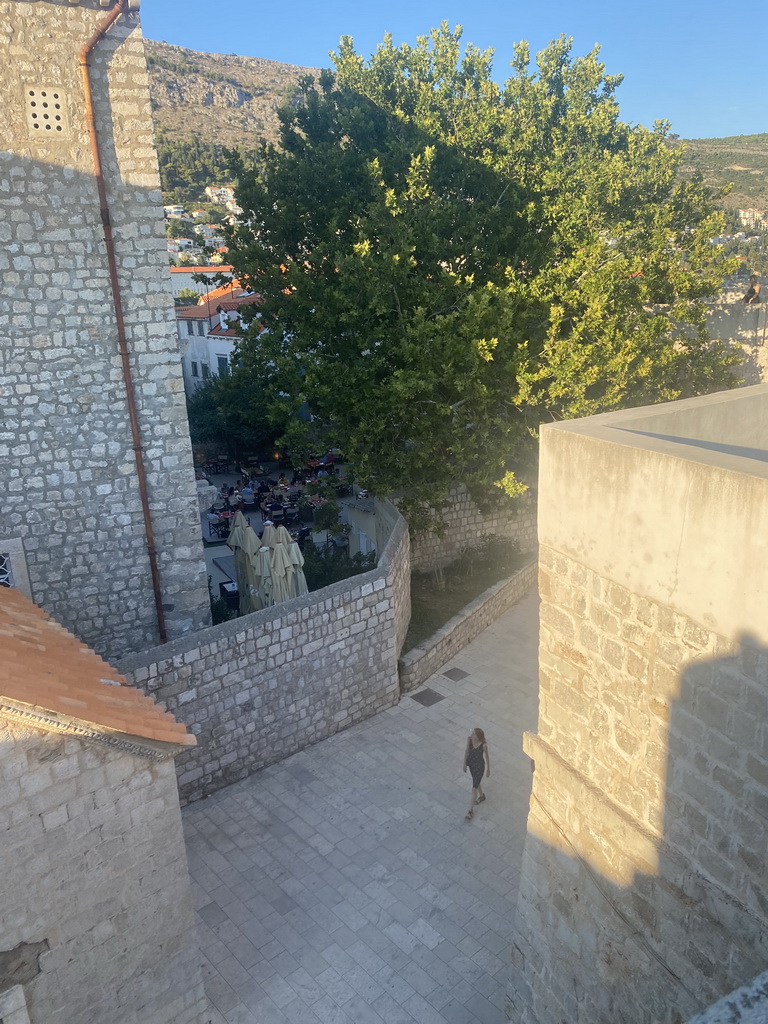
226;25;739;527
186;370;285;459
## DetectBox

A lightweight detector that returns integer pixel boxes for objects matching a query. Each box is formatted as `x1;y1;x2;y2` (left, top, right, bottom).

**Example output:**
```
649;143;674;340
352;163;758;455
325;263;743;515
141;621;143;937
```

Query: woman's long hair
474;727;486;745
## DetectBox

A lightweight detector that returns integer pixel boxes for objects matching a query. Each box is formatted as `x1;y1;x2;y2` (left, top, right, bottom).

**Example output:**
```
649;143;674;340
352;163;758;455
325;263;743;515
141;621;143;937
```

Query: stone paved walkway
183;591;540;1024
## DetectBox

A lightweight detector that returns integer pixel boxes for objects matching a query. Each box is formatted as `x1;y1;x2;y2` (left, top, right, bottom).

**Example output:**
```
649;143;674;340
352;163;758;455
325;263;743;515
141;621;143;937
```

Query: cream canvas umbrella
287;539;309;597
274;525;293;547
270;538;294;605
226;511;262;615
254;545;273;607
274;526;308;598
261;521;277;549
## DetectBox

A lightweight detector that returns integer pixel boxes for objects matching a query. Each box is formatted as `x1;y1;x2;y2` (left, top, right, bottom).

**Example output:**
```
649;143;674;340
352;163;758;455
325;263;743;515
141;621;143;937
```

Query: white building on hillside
176;285;260;394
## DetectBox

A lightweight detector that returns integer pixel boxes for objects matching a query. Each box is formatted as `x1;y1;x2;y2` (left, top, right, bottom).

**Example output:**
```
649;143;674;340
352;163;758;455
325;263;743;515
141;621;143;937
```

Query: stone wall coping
119;499;407;674
543;383;768;477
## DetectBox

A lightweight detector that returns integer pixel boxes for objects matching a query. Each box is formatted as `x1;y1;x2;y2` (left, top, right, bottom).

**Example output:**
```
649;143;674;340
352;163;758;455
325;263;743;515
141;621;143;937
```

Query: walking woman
464;727;490;820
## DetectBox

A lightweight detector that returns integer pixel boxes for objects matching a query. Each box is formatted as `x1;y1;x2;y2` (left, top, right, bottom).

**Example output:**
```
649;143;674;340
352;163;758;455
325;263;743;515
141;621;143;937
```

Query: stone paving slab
183;590;540;1024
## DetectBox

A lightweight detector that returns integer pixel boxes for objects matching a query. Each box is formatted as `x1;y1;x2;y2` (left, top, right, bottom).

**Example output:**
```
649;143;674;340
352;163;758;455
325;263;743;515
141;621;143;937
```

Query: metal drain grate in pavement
410;687;446;707
443;667;469;681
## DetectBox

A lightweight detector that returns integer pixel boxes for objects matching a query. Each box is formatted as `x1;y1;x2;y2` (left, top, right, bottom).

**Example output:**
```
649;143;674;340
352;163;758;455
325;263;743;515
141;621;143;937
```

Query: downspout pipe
79;0;168;644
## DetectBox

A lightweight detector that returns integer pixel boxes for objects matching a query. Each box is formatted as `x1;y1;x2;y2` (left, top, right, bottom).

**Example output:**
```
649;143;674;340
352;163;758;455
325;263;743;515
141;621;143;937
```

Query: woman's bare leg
466;787;479;818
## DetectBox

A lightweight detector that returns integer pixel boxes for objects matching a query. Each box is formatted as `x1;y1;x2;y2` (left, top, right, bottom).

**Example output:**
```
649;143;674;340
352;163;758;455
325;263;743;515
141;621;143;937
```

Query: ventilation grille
0;552;15;588
25;86;68;138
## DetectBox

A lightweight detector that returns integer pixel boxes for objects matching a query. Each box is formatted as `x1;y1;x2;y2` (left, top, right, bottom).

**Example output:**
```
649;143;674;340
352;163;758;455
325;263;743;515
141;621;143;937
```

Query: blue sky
142;0;759;140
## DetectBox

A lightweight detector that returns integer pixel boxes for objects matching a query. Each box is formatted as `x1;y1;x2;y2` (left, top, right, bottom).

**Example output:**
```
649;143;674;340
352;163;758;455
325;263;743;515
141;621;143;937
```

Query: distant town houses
164;185;240;265
194;223;226;244
737;208;768;231
204;184;236;204
174;281;260;395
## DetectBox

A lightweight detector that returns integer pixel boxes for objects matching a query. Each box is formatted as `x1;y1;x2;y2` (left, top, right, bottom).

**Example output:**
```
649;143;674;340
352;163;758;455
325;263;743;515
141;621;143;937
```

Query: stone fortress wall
408;485;536;573
121;500;411;803
0;0;211;660
511;386;768;1023
0;716;207;1024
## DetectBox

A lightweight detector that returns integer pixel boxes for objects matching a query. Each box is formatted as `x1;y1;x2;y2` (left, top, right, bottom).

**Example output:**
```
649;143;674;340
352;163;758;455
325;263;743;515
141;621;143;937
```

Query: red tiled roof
170;265;234;274
175;306;211;320
175;289;260;323
204;281;243;303
209;324;241;337
0;588;195;749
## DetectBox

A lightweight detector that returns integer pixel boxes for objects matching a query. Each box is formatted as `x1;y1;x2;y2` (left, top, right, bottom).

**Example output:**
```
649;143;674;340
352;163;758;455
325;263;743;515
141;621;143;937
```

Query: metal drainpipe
79;0;168;643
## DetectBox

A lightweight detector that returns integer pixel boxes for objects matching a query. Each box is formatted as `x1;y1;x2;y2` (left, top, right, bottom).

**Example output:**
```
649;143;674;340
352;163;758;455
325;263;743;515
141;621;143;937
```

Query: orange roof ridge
170;265;234;273
0;588;195;756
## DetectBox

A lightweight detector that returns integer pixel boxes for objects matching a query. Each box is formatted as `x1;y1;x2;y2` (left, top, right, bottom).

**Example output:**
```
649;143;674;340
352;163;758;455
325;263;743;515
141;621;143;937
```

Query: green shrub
302;544;376;590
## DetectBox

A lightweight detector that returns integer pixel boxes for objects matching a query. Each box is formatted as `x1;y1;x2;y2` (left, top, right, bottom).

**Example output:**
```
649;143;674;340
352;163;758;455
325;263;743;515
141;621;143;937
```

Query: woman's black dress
467;741;485;788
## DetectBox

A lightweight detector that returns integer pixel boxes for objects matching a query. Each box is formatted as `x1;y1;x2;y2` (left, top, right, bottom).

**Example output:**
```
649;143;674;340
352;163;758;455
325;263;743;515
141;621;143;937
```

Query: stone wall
408;486;536;573
121;500;411;803
375;497;412;655
0;0;210;660
399;558;537;692
512;390;768;1024
0;718;207;1024
705;284;768;385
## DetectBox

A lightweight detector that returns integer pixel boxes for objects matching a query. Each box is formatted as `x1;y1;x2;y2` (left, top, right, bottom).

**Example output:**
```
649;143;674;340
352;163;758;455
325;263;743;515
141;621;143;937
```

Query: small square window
201;362;210;379
197;321;206;336
191;361;199;378
186;321;194;335
0;538;32;598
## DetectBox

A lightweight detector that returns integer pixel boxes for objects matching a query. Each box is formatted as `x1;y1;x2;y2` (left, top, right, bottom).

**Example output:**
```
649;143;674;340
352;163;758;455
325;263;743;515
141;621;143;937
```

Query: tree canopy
186;369;285;461
226;25;739;526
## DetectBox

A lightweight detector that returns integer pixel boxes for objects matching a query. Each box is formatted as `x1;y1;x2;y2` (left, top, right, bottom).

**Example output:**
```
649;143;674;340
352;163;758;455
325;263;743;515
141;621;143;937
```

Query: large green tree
227;26;738;526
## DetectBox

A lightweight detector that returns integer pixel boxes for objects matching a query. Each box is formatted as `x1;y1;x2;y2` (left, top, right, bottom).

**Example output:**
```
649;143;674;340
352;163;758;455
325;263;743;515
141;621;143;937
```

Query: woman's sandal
477;794;486;803
465;810;473;820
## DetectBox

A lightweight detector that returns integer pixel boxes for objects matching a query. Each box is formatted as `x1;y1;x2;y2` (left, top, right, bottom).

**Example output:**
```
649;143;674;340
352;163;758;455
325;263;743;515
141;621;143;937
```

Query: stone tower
511;387;768;1023
0;0;211;659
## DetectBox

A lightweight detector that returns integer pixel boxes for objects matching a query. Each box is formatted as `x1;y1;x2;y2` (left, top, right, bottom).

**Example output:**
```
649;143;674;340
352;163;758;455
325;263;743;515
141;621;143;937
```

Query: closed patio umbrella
254;545;273;607
270;539;294;605
226;511;262;615
261;521;277;549
287;539;309;597
274;526;293;547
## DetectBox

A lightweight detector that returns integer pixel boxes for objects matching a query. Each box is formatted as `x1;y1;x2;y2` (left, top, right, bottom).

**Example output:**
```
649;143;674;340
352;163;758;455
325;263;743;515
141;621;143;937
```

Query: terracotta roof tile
170;265;234;273
175;289;261;323
0;588;195;749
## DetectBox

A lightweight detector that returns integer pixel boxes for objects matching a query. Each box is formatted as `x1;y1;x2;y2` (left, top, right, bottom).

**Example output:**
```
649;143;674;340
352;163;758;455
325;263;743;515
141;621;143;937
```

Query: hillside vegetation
677;133;768;209
146;40;768;211
146;39;322;148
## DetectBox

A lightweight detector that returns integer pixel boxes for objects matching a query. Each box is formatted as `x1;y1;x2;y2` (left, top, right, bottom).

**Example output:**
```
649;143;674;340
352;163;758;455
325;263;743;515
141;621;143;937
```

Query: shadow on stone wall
705;290;768;385
512;635;768;1024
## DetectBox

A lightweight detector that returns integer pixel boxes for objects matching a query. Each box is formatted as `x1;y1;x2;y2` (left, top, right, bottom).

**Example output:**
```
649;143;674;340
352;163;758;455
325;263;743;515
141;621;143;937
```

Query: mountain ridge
145;39;768;210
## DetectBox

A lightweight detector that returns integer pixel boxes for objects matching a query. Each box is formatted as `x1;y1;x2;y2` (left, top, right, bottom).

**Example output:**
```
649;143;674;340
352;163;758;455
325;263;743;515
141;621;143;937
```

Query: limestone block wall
0;0;210;659
705;285;768;384
375;498;412;655
511;391;768;1024
121;501;411;803
0;718;207;1024
407;486;536;573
